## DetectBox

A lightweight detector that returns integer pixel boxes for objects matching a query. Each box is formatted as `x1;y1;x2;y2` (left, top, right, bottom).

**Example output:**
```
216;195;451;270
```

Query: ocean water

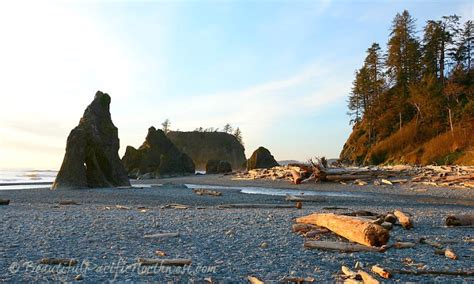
0;169;56;190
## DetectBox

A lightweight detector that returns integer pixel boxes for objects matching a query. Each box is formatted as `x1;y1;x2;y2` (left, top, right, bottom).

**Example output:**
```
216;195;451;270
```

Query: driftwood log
390;268;474;276
304;241;385;253
445;214;474;226
291;169;302;184
40;258;77;266
371;265;391;279
394;210;413;229
193;189;222;196
296;213;390;247
59;200;80;205
392;242;416;249
143;233;180;239
247;276;264;284
358;270;380;284
444;248;458;260
0;199;10;205
162;203;189;209
341;266;359;279
138;258;191;266
218;204;295;209
292;223;320;234
279;276;315;283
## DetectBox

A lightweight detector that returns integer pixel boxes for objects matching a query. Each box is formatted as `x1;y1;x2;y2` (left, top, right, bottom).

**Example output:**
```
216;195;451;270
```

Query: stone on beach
52;91;130;190
246;146;279;170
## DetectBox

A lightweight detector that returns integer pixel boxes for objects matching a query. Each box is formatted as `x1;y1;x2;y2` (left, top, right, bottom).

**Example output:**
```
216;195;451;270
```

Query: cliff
340;118;474;166
167;131;246;170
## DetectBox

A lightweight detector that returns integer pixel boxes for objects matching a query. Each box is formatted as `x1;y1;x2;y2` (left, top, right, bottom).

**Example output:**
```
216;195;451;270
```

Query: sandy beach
1;175;473;282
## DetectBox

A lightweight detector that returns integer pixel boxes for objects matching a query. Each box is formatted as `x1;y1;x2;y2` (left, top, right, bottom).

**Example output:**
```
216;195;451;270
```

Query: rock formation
247;146;279;170
122;127;195;178
52;91;130;189
206;160;232;174
167;131;246;170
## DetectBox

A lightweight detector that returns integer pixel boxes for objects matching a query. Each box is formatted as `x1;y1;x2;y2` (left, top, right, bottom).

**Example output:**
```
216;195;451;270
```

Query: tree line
347;10;472;146
160;119;244;145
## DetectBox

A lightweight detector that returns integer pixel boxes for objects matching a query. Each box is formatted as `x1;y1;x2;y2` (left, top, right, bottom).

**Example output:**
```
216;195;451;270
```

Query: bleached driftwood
304;241;385;253
296;213;389;247
394;210;413;229
371;265;391;279
247;276;264;284
358;270;380;284
193;189;222;196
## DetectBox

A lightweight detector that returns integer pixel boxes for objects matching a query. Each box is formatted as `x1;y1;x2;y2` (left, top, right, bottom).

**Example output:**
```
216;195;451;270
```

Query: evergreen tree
222;123;233;133
450;20;473;70
233;127;243;145
386;10;421;96
422;20;444;78
161;119;171;134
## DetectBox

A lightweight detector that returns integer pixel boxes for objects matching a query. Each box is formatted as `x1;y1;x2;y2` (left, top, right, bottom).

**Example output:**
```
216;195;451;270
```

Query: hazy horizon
0;0;471;170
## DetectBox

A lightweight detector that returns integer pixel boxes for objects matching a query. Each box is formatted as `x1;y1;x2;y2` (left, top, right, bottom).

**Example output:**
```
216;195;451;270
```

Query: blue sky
0;0;471;169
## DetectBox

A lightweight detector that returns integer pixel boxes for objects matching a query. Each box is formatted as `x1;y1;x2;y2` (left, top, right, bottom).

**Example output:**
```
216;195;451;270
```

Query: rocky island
51;91;130;190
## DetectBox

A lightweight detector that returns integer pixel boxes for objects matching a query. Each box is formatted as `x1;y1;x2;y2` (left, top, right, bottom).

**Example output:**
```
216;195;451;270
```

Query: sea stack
167;131;246;170
247;146;279;170
52;91;130;189
122;127;195;179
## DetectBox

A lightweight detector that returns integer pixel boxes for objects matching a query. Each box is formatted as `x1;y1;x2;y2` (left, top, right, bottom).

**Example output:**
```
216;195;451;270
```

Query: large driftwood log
445;214;474;226
138;258;191;266
304;241;385;252
296;213;389;247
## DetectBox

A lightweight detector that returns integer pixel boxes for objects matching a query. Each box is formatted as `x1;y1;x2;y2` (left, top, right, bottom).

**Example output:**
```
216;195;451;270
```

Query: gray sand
0;175;473;282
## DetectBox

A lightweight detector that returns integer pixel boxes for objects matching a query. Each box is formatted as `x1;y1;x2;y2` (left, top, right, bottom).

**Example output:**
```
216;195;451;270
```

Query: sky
0;0;472;170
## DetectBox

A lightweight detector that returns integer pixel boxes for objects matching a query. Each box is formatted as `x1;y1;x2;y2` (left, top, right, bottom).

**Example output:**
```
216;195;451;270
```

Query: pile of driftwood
233;166;295;182
292;210;474;282
233;158;474;189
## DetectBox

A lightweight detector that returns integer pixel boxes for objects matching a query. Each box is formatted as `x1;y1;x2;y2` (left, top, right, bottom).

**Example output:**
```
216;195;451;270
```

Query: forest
341;10;473;165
